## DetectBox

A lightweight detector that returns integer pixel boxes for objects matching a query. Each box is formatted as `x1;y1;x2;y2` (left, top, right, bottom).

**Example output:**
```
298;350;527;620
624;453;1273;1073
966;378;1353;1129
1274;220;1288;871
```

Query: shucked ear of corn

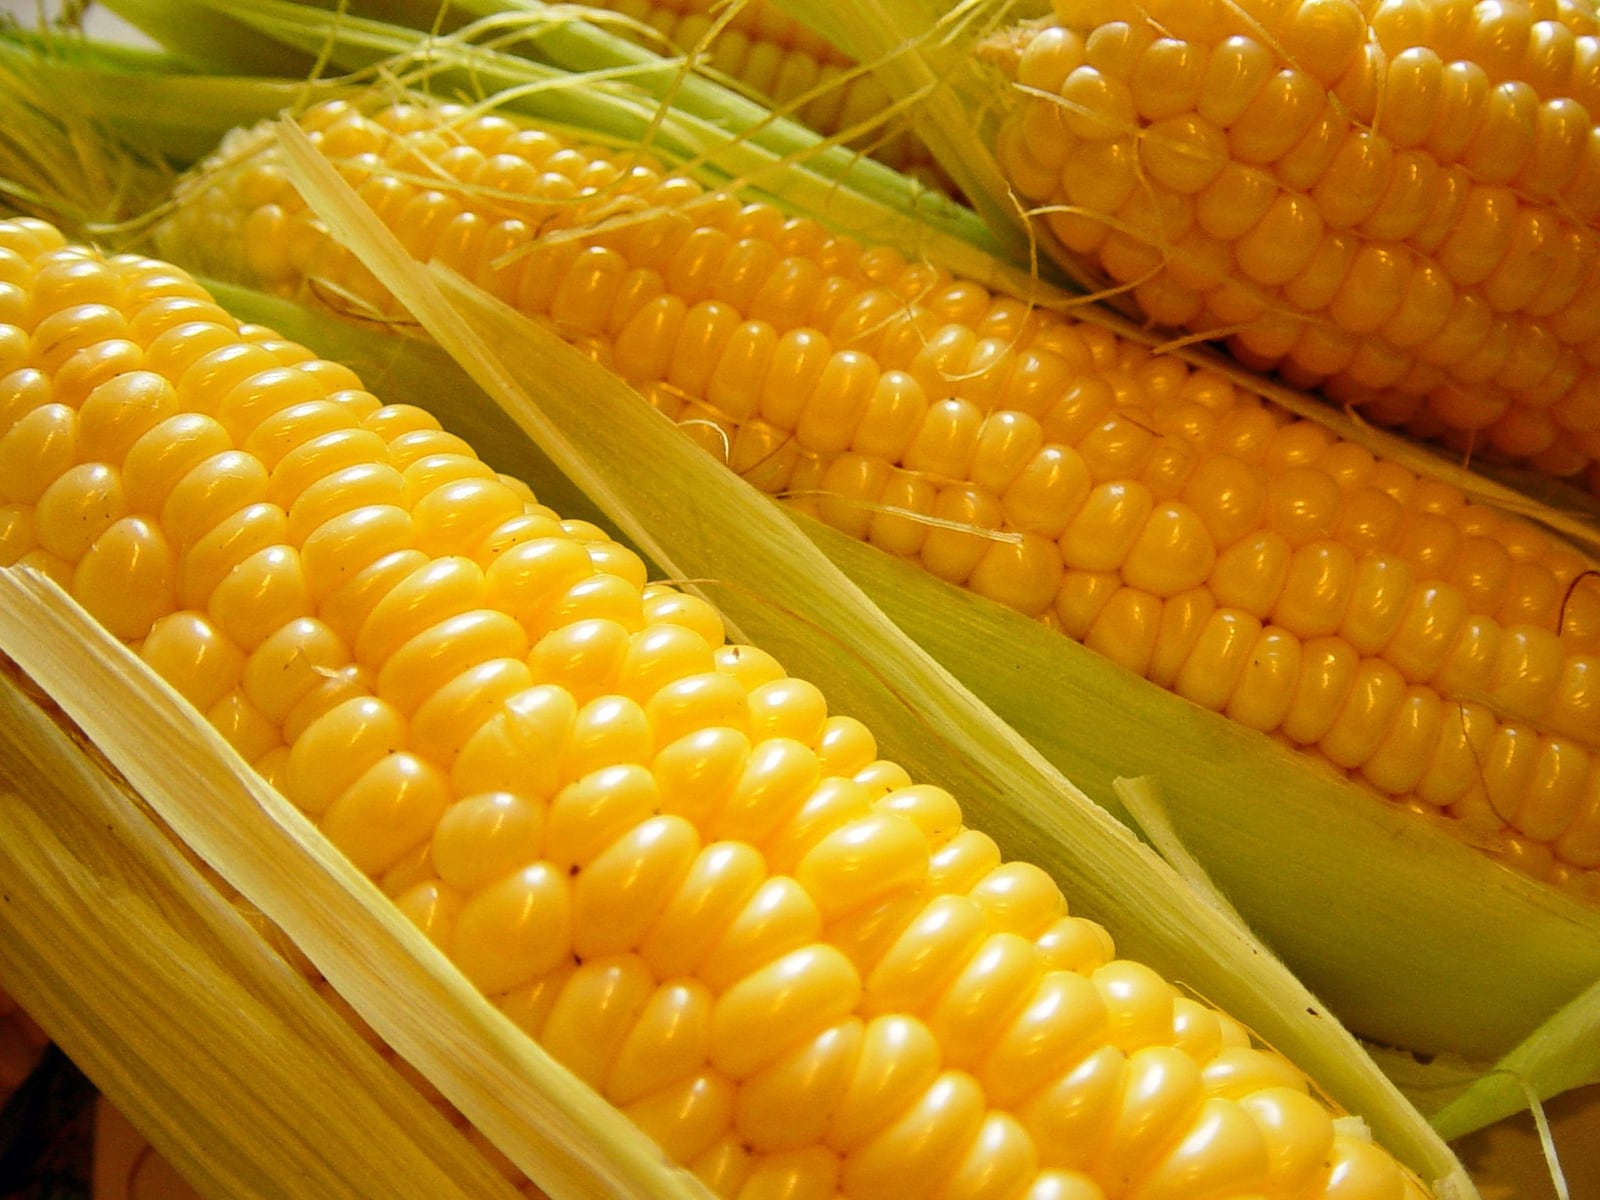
0;209;1470;1199
968;0;1600;496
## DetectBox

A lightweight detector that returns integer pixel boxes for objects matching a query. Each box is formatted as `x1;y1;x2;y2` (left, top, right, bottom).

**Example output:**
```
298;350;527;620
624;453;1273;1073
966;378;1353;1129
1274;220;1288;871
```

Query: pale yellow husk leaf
0;575;709;1200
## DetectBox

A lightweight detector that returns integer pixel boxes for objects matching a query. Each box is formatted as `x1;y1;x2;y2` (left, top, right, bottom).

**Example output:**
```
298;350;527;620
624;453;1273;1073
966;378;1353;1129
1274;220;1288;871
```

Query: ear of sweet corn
328;0;956;188
980;0;1600;494
152;93;1600;908
0;213;1455;1198
79;0;995;262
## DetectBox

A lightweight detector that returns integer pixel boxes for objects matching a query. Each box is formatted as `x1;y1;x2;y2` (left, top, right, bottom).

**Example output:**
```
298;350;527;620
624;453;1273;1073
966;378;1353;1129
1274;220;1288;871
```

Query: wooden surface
93;1101;201;1200
1452;1083;1600;1199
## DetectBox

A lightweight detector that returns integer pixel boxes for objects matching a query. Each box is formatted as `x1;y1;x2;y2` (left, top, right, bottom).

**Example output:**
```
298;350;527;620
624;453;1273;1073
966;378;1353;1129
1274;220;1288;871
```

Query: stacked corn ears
0;1;1596;1197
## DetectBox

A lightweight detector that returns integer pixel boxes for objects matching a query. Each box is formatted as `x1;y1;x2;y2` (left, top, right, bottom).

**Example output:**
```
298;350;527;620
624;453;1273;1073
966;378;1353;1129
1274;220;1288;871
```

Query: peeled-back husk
0;613;707;1200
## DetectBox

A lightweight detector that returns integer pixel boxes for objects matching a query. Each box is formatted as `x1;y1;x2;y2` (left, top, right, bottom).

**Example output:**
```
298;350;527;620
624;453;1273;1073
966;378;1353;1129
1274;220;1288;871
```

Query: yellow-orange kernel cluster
990;0;1600;488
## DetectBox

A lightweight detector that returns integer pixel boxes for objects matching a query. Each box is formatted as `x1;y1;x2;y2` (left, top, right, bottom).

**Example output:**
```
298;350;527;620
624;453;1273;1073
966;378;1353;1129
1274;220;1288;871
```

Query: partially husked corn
984;0;1600;489
157;97;1600;898
580;0;950;186
0;214;1433;1200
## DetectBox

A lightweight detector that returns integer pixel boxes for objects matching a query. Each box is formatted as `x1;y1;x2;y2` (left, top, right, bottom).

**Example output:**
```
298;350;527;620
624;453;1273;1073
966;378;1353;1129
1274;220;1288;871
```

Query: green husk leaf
273;116;1478;1195
0;35;349;231
0;573;711;1200
73;0;319;74
1413;979;1600;1141
0;18;183;74
1109;775;1255;935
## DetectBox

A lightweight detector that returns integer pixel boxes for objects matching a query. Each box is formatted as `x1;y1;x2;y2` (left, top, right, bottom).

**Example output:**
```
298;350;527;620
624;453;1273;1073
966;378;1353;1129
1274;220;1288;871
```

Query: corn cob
0;210;1437;1199
152;95;1600;900
980;0;1600;493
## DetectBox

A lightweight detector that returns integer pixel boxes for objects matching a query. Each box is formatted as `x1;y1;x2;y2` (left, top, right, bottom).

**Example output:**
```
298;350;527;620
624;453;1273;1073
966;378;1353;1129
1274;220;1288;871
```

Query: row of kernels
1060;543;1598;841
805;390;1600;735
889;356;1574;633
1199;408;1600;653
1372;0;1600;112
1211;524;1597;728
